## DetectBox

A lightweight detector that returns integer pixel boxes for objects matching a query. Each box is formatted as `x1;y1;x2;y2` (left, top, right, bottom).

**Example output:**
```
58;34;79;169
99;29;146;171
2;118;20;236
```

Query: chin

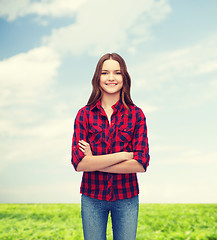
104;90;121;95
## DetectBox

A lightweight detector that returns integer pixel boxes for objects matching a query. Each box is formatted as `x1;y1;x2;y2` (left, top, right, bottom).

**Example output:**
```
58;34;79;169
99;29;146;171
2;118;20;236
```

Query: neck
101;93;120;109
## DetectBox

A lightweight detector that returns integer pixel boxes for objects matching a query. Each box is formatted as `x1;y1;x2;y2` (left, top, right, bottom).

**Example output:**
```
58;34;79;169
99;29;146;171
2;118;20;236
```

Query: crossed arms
71;108;150;174
76;140;145;173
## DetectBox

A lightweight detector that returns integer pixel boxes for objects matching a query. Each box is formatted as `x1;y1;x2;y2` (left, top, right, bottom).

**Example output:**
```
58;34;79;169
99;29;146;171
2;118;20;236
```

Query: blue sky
0;0;217;203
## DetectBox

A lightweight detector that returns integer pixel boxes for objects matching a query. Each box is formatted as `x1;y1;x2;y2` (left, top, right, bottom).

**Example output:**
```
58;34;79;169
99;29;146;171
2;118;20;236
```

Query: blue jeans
81;194;139;240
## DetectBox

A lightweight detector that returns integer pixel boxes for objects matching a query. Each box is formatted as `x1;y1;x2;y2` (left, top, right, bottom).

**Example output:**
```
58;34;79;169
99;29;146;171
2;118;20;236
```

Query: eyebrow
101;69;121;71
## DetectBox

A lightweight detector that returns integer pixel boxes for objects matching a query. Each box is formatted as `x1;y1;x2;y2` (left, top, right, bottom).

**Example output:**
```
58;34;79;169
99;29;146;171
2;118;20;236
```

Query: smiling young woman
71;53;150;240
100;59;123;96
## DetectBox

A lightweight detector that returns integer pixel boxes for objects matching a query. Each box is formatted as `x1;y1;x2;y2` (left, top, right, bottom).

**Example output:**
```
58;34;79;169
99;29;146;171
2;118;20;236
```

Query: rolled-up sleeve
71;108;88;171
132;108;150;171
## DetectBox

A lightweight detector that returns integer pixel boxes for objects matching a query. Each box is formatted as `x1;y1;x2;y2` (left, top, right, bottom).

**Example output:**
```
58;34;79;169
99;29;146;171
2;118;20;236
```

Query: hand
78;140;93;156
129;152;134;159
126;152;133;159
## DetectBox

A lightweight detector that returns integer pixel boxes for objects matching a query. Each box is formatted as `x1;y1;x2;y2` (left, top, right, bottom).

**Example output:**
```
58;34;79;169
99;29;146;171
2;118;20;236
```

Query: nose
108;72;115;81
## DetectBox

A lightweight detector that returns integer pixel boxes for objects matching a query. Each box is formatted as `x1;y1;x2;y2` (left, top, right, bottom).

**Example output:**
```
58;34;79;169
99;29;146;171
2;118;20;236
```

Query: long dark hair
87;53;134;111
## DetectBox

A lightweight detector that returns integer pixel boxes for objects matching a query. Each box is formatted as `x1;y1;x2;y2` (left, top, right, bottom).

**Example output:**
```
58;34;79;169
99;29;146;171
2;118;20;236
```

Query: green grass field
0;203;216;240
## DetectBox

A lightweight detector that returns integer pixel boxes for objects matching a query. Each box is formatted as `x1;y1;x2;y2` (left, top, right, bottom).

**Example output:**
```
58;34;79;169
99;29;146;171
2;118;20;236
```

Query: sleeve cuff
71;146;85;171
133;151;150;172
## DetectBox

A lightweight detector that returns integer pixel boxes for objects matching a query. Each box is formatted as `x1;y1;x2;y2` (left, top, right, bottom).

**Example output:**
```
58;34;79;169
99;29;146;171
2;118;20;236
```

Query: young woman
71;53;150;240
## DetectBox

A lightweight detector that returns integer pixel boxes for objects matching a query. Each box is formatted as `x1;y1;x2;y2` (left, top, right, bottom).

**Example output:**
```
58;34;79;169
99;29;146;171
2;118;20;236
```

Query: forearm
77;152;131;172
99;159;145;174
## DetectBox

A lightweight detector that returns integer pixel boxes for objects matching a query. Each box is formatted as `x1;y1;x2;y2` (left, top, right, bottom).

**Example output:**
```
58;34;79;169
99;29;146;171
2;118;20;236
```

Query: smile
105;83;117;86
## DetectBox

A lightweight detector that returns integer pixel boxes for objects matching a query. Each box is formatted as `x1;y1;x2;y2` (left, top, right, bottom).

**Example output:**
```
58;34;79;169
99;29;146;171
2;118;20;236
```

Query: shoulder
75;105;90;120
128;104;146;120
77;105;90;114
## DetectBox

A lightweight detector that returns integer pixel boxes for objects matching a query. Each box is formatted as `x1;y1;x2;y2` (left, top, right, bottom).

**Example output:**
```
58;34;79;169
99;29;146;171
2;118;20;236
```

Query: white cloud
0;46;60;106
0;46;63;171
139;181;217;203
0;43;91;174
0;0;87;21
210;79;217;87
139;103;158;114
43;0;171;56
152;144;217;165
0;115;73;138
0;120;70;164
131;34;217;91
0;180;82;203
0;0;171;55
176;151;217;165
196;61;217;74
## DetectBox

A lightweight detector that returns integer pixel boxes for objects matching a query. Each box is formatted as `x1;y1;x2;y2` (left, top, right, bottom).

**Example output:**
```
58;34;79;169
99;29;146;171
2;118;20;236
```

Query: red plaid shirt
71;98;150;201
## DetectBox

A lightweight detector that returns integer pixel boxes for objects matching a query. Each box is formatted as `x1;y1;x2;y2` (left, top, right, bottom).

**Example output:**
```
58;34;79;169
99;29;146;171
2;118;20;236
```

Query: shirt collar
90;98;124;112
112;98;123;111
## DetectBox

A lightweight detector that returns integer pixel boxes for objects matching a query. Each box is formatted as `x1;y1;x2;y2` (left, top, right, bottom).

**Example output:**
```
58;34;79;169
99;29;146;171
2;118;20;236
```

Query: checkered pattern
71;98;150;201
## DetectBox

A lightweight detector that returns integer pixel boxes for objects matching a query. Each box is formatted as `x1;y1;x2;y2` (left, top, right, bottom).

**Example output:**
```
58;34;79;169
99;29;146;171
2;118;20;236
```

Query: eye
116;72;122;75
101;72;107;75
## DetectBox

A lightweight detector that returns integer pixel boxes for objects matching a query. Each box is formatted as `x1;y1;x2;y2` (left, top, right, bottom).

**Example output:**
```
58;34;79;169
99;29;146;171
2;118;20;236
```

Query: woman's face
100;59;123;96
